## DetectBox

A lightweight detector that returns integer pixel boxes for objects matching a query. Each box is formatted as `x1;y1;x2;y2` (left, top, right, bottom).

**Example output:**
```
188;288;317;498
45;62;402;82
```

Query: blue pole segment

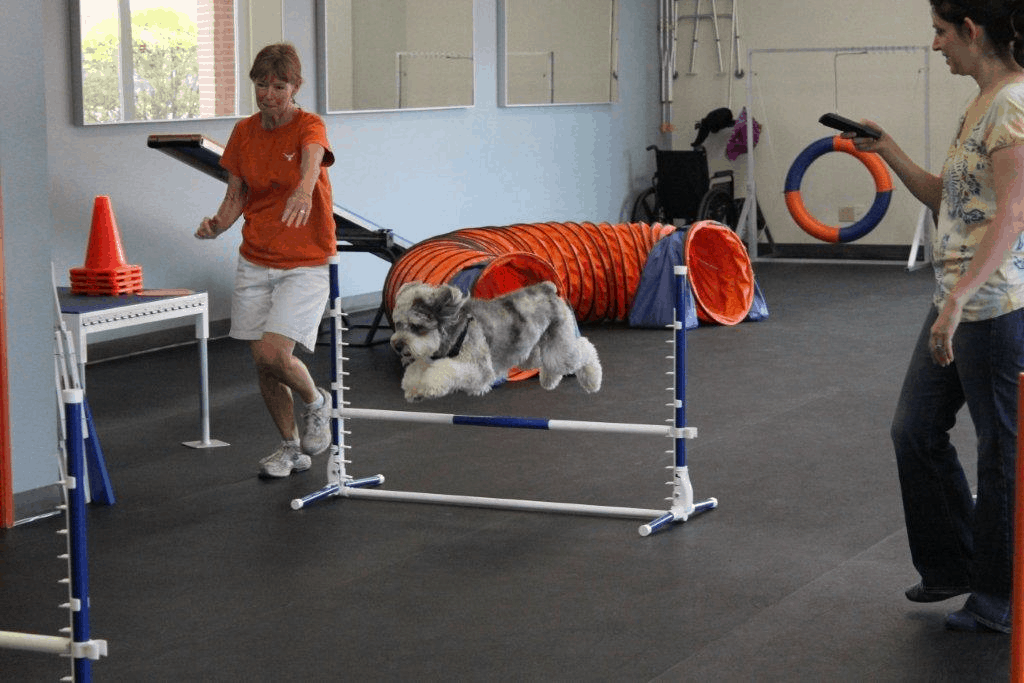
329;258;341;449
640;512;677;537
64;390;94;682
83;400;114;505
452;415;551;429
675;267;687;469
291;484;341;510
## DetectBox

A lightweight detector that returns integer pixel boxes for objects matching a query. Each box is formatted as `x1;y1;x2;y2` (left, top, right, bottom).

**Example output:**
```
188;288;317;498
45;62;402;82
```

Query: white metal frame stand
292;257;716;536
740;45;932;267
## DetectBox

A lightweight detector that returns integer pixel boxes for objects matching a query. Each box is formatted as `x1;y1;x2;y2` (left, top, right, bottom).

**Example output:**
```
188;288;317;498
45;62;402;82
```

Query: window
74;0;242;124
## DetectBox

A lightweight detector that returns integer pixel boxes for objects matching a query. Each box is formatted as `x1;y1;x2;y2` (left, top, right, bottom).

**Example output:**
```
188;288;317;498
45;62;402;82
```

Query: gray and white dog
390;281;602;402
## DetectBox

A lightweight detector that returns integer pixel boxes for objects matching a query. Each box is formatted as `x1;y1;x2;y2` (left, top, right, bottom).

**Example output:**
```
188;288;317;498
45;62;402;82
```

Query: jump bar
338;407;684;437
339;487;668;519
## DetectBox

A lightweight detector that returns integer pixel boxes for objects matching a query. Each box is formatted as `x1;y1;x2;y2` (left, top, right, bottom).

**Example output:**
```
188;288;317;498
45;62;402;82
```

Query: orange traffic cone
69;196;143;295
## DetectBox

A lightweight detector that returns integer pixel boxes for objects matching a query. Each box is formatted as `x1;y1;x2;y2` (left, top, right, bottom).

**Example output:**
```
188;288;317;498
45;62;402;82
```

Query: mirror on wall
502;0;618;106
71;0;282;125
319;0;474;113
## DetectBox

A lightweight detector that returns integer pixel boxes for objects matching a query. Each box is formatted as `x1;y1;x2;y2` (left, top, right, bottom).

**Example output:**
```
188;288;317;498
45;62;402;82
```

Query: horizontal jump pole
0;631;69;655
0;630;108;661
339;486;668;520
337;407;694;438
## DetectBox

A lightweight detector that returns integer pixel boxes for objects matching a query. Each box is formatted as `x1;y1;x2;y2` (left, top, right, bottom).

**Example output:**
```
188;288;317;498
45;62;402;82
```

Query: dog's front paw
403;381;447;402
401;361;456;402
401;360;430;401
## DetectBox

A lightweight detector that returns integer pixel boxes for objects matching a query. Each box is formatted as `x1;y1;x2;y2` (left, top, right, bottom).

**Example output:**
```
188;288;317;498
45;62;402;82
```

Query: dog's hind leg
530;342;566;390
572;337;602;393
534;311;603;392
535;336;602;393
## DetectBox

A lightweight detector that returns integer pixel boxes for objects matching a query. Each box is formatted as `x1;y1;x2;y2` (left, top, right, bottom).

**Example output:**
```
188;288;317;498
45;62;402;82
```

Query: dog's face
390;282;468;365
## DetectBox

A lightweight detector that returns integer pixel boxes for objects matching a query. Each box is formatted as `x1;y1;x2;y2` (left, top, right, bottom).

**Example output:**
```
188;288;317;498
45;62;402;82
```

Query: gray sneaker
259;441;311;478
300;387;332;455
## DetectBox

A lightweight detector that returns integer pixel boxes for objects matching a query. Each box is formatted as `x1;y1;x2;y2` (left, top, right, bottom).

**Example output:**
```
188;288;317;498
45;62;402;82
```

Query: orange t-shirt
220;111;336;268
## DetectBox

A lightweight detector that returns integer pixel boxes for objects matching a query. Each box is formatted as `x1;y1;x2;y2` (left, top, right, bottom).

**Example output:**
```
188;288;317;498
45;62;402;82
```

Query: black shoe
945;609;1009;634
905;582;969;603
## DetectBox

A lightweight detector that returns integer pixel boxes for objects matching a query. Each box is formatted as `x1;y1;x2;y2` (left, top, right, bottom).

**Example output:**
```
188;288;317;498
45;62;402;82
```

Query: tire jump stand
292;257;716;536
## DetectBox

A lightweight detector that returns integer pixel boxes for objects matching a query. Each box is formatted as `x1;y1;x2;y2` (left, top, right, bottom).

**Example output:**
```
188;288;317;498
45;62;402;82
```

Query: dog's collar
432;316;472;360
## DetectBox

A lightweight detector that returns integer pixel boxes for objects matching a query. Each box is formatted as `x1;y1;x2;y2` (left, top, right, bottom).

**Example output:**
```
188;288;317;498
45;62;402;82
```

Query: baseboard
757;243;927;263
13;484;62;525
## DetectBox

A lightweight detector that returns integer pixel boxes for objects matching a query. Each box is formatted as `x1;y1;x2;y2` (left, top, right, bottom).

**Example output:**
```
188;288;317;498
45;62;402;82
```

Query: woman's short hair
249;43;304;88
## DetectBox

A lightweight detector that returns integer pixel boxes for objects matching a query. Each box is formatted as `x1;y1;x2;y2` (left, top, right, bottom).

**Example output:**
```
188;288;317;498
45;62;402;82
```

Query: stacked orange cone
70;195;143;295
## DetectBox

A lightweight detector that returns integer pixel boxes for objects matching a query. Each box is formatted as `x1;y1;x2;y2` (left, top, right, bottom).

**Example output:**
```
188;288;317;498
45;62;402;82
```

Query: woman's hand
844;119;889;154
930;298;963;366
282;188;313;227
195;216;222;239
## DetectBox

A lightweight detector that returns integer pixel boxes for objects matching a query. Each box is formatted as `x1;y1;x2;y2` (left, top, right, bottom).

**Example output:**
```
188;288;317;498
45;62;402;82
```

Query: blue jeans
891;305;1024;631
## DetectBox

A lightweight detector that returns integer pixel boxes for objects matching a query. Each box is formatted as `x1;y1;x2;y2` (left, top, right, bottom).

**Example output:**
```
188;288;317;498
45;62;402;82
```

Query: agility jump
292;257;716;536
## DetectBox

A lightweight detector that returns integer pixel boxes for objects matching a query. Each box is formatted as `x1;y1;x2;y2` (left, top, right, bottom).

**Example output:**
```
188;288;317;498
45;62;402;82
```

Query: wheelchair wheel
631;187;664;224
697;185;737;228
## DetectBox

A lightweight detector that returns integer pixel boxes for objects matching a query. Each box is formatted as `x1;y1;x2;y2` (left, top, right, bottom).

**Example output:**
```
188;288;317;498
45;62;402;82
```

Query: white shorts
229;255;329;353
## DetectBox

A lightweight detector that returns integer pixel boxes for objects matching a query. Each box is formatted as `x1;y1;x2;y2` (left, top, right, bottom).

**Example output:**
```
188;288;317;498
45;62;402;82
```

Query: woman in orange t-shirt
196;43;335;479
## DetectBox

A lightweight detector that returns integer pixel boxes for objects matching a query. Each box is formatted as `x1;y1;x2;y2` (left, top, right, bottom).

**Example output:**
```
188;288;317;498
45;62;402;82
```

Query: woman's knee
250;337;293;376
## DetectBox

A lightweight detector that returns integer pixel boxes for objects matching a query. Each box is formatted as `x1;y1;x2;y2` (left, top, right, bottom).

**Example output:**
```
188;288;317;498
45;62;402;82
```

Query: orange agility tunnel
383;222;676;323
383;220;757;329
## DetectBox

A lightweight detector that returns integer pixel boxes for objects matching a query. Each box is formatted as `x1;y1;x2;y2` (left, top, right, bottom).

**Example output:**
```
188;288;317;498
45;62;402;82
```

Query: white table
58;288;228;449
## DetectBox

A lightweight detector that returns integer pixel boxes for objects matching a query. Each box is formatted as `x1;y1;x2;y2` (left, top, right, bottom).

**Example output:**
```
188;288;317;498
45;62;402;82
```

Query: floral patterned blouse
935;82;1024;321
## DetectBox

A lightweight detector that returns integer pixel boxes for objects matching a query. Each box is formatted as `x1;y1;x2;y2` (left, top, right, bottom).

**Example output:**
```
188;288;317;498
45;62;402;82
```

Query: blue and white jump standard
291;258;716;536
0;389;109;680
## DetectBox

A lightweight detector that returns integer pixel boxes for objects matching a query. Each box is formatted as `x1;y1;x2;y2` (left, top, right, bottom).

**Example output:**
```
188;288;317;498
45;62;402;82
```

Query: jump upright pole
291;260;716;536
289;254;384;510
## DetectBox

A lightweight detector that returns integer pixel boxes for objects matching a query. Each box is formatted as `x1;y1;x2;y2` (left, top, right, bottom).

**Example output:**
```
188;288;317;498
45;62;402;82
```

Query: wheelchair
631;144;773;252
631;144;739;227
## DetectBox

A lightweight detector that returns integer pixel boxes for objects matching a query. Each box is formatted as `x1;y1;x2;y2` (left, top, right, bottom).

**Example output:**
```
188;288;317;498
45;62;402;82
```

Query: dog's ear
433;284;467;321
397;281;422;297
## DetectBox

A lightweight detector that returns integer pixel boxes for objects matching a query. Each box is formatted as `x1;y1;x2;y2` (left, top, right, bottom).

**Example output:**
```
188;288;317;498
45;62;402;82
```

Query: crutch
687;0;725;74
732;0;744;78
661;0;679;131
687;0;701;74
708;0;725;73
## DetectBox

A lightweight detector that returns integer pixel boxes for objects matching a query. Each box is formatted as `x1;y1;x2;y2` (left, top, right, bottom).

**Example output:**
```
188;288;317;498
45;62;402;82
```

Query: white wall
672;0;977;247
1;0;663;503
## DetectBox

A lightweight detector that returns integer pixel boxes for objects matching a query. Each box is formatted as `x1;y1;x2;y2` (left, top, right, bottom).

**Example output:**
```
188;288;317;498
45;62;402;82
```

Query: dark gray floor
0;262;1012;681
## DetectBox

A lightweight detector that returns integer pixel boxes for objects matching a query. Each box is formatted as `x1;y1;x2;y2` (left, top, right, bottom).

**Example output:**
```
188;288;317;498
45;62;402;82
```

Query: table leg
183;337;228;449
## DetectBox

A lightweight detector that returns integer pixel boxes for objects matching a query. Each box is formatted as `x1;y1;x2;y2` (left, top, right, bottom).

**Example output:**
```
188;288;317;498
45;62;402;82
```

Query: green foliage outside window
81;8;199;123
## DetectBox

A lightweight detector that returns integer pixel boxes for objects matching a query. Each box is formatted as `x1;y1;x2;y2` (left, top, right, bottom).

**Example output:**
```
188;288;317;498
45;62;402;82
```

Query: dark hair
249;43;304;88
931;1;1024;65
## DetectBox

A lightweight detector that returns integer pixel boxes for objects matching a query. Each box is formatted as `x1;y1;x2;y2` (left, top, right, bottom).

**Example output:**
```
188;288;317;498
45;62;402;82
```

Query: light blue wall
1;0;663;501
1;2;63;503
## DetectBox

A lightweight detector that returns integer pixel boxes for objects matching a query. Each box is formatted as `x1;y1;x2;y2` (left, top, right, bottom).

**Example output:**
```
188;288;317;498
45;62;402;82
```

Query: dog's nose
391;338;405;354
